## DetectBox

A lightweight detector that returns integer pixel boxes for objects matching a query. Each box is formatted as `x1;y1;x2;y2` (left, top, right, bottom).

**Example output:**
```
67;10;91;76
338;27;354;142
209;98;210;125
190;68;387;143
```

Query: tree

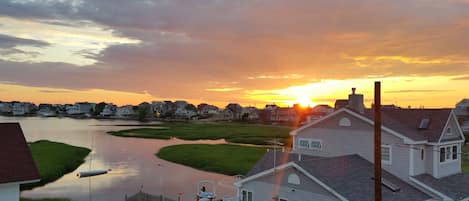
138;107;150;121
93;102;106;116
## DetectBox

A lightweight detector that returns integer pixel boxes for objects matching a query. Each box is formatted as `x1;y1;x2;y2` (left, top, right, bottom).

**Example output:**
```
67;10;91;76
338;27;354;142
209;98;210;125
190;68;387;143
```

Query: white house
115;105;136;117
0;102;13;114
235;88;469;201
100;103;117;116
66;102;95;115
0;123;40;201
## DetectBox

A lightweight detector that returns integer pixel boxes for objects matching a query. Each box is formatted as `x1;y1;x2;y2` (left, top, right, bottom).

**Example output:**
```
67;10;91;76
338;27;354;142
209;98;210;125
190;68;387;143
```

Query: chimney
348;88;365;114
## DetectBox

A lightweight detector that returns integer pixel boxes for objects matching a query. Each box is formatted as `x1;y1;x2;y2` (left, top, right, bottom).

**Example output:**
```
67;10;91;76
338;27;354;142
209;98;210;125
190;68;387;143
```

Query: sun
297;96;315;108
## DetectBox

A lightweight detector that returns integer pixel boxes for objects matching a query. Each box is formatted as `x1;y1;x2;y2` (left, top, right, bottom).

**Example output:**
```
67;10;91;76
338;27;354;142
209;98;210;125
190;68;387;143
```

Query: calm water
0;117;237;201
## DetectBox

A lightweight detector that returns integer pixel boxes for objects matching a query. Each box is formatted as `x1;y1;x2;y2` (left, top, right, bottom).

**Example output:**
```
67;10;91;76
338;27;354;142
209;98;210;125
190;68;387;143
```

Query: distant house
0;102;13;114
270;107;297;122
304;104;334;123
100;103;117;116
197;103;219;117
66;102;95;115
241;107;259;121
224;103;243;120
455;99;469;117
235;88;469;201
12;102;36;116
0;123;40;201
116;105;136;117
37;104;57;117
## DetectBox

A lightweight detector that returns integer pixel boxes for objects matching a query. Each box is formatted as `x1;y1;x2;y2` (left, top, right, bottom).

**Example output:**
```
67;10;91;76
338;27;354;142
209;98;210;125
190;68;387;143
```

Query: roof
244;152;431;201
0;123;40;184
296;155;431;201
246;151;321;177
413;173;469;201
364;108;452;142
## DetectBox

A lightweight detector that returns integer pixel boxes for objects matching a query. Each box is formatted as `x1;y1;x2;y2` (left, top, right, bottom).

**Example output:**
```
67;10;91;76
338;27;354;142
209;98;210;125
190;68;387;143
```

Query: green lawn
463;144;469;173
108;122;291;145
156;144;267;175
20;198;71;201
21;140;91;190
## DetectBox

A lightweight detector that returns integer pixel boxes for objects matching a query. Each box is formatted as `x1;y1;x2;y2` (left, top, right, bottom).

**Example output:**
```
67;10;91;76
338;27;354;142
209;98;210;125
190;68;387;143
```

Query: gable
439;113;465;143
306;111;372;131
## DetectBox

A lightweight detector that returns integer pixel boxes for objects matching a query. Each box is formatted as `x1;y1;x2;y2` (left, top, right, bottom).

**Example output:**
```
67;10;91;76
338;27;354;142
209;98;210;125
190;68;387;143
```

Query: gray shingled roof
413;173;469;201
246;152;431;201
296;155;431;201
246;151;321;177
364;108;452;142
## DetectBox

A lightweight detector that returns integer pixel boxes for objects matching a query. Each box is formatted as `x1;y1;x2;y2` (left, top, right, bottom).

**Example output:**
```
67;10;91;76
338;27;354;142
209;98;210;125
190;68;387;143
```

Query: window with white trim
381;145;392;164
339;117;351;127
241;190;253;201
298;138;322;151
440;145;458;163
299;138;310;149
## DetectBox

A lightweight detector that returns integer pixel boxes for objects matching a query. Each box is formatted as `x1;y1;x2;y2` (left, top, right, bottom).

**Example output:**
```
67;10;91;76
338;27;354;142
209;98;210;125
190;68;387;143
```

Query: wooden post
374;81;382;201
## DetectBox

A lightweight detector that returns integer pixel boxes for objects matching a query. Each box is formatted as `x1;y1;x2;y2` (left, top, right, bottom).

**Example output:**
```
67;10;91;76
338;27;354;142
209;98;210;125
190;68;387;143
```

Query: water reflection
0;117;236;201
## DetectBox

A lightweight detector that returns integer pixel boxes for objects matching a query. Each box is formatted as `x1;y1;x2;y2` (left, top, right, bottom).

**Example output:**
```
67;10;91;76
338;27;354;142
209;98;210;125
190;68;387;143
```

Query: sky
0;0;469;108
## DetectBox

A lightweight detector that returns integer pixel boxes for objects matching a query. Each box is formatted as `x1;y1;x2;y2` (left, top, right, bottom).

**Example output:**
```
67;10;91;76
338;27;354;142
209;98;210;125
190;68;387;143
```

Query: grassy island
156;144;267;175
21;140;91;190
108;122;291;145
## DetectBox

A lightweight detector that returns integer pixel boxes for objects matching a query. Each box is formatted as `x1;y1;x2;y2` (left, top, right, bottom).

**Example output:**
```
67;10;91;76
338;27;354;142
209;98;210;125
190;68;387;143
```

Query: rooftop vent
418;118;431;130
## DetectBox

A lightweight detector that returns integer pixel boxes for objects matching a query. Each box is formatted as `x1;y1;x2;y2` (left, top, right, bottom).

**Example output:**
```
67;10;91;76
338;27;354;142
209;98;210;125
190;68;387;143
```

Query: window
446;127;452;135
298;138;322;151
242;190;252;201
287;173;300;185
440;145;458;163
299;139;309;149
381;145;391;164
339;117;351;127
310;140;322;150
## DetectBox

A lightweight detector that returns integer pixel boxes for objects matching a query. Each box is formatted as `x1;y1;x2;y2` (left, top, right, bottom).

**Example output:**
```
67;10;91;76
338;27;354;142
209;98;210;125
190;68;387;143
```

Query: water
0;117;237;201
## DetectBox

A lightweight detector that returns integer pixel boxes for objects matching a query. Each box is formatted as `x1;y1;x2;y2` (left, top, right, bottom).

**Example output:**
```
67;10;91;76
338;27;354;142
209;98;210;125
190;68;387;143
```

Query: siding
293;112;411;181
412;145;426;176
239;167;340;201
440;115;464;142
0;183;19;201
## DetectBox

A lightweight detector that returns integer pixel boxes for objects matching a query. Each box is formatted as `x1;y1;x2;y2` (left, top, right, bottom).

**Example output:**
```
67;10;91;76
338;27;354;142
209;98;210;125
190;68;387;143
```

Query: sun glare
297;96;315;108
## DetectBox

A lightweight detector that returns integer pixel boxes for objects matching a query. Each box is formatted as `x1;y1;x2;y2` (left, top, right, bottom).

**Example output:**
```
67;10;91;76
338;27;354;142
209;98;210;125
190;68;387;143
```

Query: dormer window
339;117;351;127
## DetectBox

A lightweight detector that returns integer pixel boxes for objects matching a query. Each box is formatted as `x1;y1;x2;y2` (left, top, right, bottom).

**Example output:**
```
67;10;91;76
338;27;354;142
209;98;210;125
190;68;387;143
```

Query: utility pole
374;81;382;201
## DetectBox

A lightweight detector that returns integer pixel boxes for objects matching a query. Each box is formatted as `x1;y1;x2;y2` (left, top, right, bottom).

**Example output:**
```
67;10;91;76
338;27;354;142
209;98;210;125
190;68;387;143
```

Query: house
12;102;36;116
241;107;260;121
37;104;57;117
197;103;219;117
115;105;136;117
236;88;469;201
224;103;243;120
460;121;469;134
270;107;297;122
304;105;334;123
0;123;40;201
66;102;95;115
455;99;469;117
100;103;117;116
0;102;13;114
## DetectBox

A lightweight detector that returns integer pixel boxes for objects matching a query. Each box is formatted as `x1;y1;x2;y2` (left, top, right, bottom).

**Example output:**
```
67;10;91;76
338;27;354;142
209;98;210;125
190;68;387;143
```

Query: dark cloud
0;34;49;48
38;90;72;93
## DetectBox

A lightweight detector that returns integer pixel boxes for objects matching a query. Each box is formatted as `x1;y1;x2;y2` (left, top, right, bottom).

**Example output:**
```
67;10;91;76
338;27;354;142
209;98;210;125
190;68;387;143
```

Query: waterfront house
100;103;117;116
116;105;136;117
235;88;469;201
66;102;95;115
0;123;40;201
12;102;36;116
0;102;13;114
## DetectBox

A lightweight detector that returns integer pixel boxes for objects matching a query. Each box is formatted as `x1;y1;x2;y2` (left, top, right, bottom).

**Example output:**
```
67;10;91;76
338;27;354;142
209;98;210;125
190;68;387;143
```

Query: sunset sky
1;0;469;108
